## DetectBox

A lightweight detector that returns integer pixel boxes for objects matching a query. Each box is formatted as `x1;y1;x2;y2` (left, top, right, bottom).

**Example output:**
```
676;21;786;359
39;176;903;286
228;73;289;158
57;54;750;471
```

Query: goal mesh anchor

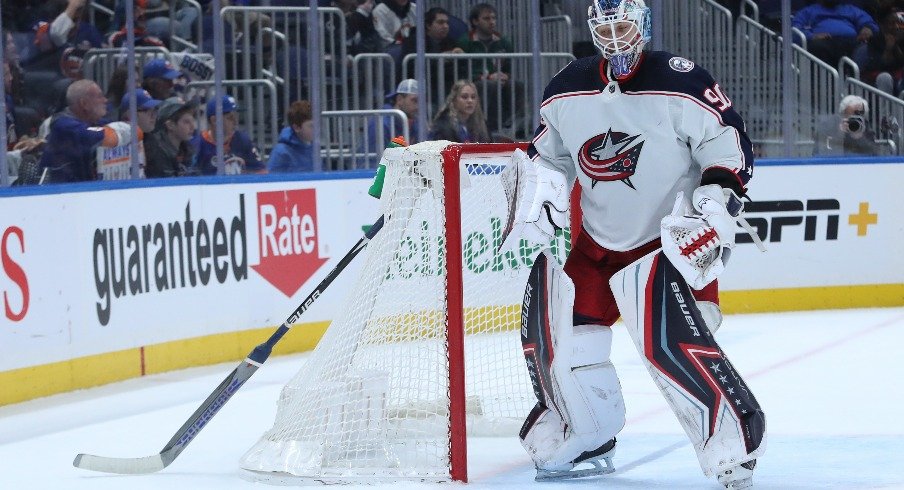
241;141;572;484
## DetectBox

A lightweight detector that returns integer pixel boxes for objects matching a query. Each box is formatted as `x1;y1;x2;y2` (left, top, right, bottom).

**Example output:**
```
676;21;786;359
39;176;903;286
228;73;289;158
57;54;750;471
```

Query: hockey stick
73;215;386;475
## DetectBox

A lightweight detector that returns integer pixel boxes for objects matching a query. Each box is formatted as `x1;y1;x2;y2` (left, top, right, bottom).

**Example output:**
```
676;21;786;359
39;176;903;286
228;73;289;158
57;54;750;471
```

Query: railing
401;52;575;140
735;15;838;157
186;79;279;157
352;54;397;110
435;0;569;52
540;16;573;55
321;110;410;170
168;0;204;53
741;0;759;22
838;56;860;80
82;47;171;93
87;1;115;29
220;6;348;117
660;0;735;85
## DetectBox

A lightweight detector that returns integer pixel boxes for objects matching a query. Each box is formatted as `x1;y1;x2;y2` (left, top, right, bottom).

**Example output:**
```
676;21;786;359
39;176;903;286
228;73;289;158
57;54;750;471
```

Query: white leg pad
523;323;626;469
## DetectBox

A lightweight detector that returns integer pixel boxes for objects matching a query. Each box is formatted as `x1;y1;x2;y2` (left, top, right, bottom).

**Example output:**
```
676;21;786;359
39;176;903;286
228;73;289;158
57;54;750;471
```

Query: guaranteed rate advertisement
1;160;902;377
0;179;379;372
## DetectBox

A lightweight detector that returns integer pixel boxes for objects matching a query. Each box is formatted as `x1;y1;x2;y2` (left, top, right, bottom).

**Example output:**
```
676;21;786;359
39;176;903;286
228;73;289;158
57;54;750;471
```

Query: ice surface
1;308;902;489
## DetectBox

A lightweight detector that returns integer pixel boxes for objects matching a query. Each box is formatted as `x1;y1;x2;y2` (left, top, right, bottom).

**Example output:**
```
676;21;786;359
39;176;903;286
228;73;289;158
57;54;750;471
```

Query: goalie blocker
609;250;766;479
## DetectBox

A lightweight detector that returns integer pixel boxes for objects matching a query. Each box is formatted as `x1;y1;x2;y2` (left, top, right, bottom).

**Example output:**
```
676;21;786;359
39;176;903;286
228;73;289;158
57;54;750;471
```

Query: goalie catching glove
661;184;765;290
499;149;570;252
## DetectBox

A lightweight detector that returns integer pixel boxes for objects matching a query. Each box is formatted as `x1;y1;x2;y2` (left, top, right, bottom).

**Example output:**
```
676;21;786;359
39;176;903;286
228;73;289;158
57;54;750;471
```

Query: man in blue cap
192;94;265;175
96;88;162;180
142;58;181;101
120;88;162;133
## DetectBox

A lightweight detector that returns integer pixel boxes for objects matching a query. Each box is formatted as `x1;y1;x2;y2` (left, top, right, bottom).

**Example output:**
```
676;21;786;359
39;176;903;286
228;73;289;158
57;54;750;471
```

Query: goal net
240;141;571;483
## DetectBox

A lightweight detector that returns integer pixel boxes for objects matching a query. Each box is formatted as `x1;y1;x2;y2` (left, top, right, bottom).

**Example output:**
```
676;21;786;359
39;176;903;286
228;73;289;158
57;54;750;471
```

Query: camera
845;115;865;134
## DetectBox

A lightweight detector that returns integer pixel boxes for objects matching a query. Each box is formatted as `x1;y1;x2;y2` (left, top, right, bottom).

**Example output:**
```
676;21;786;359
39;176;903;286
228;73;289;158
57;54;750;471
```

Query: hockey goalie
501;1;766;488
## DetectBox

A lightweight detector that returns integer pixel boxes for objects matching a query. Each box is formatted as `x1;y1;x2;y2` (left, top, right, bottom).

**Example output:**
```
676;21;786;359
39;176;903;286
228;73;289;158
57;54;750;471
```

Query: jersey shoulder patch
668;56;695;73
633;51;717;100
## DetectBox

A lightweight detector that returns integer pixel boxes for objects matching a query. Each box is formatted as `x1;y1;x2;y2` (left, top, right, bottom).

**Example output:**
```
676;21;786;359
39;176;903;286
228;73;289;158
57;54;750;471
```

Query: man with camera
815;95;882;156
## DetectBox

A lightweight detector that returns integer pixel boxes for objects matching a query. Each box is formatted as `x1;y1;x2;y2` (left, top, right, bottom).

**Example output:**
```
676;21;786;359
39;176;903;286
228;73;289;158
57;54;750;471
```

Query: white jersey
528;51;753;251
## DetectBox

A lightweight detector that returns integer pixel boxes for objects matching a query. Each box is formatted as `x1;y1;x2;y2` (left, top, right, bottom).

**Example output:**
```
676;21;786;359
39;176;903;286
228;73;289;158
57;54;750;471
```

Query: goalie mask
588;0;652;79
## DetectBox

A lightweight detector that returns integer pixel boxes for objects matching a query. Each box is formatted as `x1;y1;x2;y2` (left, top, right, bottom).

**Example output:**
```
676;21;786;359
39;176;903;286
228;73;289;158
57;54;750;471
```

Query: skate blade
723;476;753;489
535;457;615;481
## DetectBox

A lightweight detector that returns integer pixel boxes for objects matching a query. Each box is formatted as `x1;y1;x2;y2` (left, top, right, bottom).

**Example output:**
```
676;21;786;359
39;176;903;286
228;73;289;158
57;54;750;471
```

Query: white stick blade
73;453;166;474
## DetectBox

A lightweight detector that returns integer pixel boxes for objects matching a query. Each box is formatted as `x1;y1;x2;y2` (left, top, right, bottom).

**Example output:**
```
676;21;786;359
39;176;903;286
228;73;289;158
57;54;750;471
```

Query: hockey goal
240;141;572;483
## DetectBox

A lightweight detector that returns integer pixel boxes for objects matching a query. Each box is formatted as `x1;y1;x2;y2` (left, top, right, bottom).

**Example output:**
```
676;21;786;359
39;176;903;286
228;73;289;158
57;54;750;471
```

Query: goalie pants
564;233;718;327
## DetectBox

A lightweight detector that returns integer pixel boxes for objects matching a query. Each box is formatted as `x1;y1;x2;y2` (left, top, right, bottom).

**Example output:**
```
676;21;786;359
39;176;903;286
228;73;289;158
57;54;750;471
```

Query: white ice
1;308;902;489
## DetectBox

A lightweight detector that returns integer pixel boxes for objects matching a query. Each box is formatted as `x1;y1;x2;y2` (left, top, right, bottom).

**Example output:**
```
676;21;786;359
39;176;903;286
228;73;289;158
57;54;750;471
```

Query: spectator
429;79;490;143
402;8;463;106
96;88;161;180
814;94;882;155
112;0;200;46
38;79;135;182
268;100;314;173
24;0;104;81
361;78;419;164
373;0;417;46
792;0;879;66
857;7;904;96
344;0;383;55
4;59;44;184
191;95;265;175
121;88;160;134
222;0;272;47
108;0;166;48
3;32;25;107
142;58;181;101
4;55;42;146
4;61;19;149
402;7;463;57
33;0;106;54
457;3;524;136
104;64;143;122
378;78;420;144
144;96;196;177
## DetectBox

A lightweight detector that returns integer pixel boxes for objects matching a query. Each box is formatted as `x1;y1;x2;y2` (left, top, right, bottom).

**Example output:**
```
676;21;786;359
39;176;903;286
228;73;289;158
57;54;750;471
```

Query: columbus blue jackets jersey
528;51;753;252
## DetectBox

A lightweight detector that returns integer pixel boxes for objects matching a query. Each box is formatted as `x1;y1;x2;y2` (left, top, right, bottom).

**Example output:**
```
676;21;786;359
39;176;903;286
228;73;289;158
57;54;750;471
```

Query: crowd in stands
765;0;904;155
729;0;904;102
3;0;903;185
2;0;514;184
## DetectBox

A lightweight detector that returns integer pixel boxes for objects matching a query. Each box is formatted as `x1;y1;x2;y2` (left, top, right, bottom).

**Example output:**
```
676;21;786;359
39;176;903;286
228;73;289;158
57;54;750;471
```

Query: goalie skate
717;460;756;489
534;438;616;481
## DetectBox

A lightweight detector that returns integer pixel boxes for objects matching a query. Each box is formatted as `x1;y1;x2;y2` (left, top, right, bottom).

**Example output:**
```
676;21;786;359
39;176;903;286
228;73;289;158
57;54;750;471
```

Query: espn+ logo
251;190;328;297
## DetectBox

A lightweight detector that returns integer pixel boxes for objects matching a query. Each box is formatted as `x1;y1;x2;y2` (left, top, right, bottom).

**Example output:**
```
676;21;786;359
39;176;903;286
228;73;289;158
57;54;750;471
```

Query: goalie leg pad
520;251;626;469
609;250;766;477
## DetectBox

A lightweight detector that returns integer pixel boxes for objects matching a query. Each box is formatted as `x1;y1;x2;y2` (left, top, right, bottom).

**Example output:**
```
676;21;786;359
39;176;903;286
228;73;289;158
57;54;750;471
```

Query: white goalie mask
587;0;652;78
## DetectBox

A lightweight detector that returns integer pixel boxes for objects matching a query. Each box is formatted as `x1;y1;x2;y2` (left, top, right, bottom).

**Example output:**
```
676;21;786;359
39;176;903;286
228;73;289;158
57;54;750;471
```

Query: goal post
240;141;573;484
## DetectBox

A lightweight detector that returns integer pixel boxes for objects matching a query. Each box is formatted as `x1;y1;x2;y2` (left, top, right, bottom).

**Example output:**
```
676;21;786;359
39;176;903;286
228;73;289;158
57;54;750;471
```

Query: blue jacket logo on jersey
578;128;645;188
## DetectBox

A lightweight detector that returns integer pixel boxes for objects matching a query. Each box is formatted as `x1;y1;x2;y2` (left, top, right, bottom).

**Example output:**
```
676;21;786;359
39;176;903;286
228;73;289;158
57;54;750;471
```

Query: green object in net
368;136;408;199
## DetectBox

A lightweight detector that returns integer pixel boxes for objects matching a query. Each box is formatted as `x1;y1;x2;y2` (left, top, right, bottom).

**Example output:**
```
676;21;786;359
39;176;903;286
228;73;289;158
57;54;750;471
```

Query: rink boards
0;157;901;405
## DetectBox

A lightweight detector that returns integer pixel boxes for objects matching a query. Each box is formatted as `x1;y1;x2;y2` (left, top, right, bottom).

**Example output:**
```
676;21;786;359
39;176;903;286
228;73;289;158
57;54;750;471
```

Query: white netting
240;142;570;483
